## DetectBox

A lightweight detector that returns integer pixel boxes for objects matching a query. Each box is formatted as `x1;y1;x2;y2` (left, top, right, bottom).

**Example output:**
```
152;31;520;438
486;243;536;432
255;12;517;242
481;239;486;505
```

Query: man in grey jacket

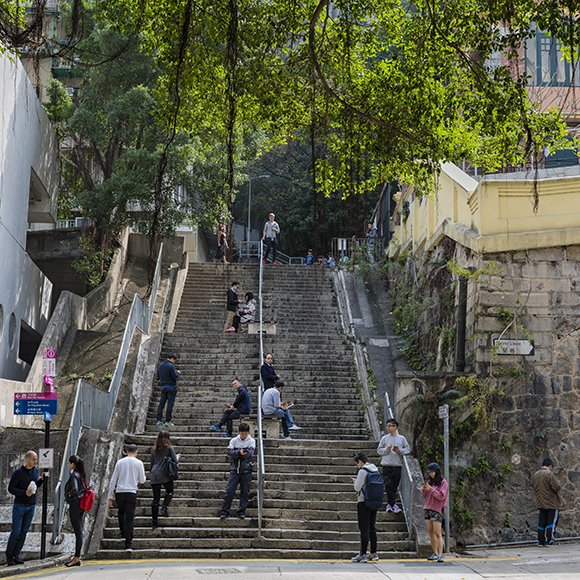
377;418;410;513
262;213;280;264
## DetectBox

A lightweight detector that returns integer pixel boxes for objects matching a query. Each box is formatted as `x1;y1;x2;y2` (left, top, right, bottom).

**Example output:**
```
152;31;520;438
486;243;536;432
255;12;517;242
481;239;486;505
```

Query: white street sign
42;359;56;377
438;404;449;419
493;338;534;356
39;448;54;469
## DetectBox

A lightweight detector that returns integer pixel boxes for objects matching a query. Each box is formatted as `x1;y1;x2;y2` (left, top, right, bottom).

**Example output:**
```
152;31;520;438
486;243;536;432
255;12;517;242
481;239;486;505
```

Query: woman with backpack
64;454;89;567
351;452;381;563
421;462;449;563
150;430;180;528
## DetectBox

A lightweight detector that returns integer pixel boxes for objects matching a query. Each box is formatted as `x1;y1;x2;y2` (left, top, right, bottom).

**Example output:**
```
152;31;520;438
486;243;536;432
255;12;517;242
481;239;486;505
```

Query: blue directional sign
14;399;58;416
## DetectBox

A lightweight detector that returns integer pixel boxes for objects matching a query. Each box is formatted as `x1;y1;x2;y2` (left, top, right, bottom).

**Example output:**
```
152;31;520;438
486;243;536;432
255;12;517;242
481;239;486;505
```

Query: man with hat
156;354;180;427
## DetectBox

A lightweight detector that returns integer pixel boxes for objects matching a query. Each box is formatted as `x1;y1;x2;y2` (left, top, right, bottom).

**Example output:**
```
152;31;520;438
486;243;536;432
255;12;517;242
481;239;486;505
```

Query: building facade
0;53;59;380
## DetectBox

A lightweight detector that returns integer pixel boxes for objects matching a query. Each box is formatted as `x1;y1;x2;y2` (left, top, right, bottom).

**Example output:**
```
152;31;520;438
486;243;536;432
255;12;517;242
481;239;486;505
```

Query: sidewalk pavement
4;542;580;580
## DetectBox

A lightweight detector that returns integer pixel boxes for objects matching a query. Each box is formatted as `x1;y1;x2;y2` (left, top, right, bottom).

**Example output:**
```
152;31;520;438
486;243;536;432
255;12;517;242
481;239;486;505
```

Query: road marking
368;338;390;347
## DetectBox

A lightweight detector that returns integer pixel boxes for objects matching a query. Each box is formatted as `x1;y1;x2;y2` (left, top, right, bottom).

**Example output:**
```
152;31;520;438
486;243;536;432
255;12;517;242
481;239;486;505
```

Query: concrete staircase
97;264;414;559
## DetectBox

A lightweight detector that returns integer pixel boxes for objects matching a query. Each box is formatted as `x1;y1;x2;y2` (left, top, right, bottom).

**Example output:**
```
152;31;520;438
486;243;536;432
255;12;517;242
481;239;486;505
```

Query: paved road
6;543;580;580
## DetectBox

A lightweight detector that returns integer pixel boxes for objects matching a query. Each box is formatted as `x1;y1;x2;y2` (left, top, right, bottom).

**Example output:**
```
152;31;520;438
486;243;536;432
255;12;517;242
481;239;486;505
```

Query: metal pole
40;419;50;559
247;178;252;260
444;415;450;553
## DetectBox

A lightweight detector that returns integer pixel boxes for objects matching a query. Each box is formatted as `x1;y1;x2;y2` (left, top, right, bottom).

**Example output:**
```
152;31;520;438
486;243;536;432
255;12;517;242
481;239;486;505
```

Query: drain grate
196;569;241;575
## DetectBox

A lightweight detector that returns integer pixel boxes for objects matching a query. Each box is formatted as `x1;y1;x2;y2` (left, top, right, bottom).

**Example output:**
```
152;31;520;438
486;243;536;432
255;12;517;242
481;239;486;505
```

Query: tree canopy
93;0;575;195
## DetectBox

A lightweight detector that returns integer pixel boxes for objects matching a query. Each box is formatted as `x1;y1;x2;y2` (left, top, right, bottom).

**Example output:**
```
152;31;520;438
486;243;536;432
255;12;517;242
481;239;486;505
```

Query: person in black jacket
5;451;47;566
223;281;240;332
150;430;180;528
156;354;181;427
209;379;251;438
64;455;87;567
260;353;281;390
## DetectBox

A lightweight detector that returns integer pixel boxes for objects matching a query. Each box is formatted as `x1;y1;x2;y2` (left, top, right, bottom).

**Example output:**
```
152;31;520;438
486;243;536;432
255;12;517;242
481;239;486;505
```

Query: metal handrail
257;240;265;535
233;239;304;265
51;244;164;543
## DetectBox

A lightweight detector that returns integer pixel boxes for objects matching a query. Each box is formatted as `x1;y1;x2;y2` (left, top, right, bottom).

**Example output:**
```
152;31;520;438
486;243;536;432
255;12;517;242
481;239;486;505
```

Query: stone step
96;547;416;560
99;536;415;551
102;526;409;542
106;506;402;521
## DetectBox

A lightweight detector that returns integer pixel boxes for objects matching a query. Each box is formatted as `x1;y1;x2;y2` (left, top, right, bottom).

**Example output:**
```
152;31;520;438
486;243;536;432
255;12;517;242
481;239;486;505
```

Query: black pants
68;500;84;558
157;387;177;422
221;472;252;517
538;508;559;545
151;480;174;524
264;238;277;263
382;465;402;506
219;408;241;434
115;492;137;549
357;502;378;554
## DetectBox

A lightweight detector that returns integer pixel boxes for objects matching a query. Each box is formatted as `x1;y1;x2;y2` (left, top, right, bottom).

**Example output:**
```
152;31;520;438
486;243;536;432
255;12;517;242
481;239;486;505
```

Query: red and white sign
42;349;56;359
44;376;55;393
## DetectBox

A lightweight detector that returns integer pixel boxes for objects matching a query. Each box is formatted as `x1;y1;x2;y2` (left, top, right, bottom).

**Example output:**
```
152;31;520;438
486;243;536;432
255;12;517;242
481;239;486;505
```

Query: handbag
160;454;179;480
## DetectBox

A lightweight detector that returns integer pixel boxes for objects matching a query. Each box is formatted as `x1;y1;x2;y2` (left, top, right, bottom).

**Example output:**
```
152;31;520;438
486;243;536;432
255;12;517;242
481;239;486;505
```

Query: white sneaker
351;553;367;563
282;435;293;440
289;425;302;430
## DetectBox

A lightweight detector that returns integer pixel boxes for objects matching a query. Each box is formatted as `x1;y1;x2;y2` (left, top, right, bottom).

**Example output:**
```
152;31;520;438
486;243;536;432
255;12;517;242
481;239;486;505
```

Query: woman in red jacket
421;462;449;563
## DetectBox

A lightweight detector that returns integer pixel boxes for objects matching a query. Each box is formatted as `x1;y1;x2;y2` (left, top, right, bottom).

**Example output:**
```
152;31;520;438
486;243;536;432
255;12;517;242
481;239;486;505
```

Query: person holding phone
421;462;449;563
377;418;410;513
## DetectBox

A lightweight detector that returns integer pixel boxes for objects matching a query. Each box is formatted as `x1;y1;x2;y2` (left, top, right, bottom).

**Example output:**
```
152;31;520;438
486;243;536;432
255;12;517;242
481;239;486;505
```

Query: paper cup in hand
27;481;37;494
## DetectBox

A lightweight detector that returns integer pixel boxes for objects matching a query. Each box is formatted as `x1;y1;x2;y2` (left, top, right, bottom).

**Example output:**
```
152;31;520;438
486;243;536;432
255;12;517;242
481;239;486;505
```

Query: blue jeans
221;472;252;517
271;408;294;437
6;503;35;558
157;387;177;422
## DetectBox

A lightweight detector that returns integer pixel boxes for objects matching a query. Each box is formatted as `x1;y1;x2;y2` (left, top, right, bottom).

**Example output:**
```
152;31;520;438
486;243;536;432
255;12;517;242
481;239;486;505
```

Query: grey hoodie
353;462;379;503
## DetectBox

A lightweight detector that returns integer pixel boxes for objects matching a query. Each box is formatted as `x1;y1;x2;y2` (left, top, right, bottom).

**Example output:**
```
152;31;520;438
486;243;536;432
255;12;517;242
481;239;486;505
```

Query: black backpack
362;467;384;510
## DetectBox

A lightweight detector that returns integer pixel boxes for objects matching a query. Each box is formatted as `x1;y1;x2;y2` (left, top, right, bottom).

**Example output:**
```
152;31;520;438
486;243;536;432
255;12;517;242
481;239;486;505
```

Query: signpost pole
40;415;51;559
439;404;450;553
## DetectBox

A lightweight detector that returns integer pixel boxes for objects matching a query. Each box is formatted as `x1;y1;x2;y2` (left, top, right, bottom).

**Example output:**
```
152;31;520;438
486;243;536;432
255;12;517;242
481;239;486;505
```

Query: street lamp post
247;174;270;260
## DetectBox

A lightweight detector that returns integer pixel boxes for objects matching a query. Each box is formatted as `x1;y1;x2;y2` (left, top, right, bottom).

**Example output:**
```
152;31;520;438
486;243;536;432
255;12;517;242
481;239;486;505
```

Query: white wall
0;53;59;380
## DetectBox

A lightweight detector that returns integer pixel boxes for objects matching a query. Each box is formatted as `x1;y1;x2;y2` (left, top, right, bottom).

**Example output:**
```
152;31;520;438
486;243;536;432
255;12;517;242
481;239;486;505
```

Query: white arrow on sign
493;338;535;356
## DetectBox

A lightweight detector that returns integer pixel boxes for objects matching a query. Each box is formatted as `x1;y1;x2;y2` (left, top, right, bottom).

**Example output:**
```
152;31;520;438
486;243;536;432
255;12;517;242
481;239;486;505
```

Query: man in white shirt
261;380;300;439
376;418;410;513
108;444;146;550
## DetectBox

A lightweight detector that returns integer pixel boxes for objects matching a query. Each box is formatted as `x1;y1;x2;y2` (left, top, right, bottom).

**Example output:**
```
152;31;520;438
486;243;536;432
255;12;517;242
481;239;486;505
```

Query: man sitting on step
220;423;255;520
209;379;251;438
261;380;301;439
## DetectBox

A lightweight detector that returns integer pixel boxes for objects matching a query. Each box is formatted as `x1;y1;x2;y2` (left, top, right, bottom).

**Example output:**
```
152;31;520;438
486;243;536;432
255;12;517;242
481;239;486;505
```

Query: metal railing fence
52;245;164;543
257;240;265;535
233;239;304;265
331;237;384;264
0;453;61;505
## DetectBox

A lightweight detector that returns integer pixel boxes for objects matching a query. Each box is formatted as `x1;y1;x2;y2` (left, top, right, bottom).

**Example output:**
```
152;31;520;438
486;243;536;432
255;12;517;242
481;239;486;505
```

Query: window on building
526;30;580;87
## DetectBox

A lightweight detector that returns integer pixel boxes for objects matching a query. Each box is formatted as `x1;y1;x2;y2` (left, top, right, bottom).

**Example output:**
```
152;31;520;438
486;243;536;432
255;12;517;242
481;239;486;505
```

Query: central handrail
257;240;265;535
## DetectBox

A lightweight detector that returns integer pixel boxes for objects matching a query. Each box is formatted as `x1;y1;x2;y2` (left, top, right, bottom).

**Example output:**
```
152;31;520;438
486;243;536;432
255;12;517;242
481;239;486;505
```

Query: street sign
44;376;54;392
38;448;54;469
493;338;535;356
42;359;56;377
14;393;57;416
44;412;52;422
42;349;56;377
438;404;449;419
